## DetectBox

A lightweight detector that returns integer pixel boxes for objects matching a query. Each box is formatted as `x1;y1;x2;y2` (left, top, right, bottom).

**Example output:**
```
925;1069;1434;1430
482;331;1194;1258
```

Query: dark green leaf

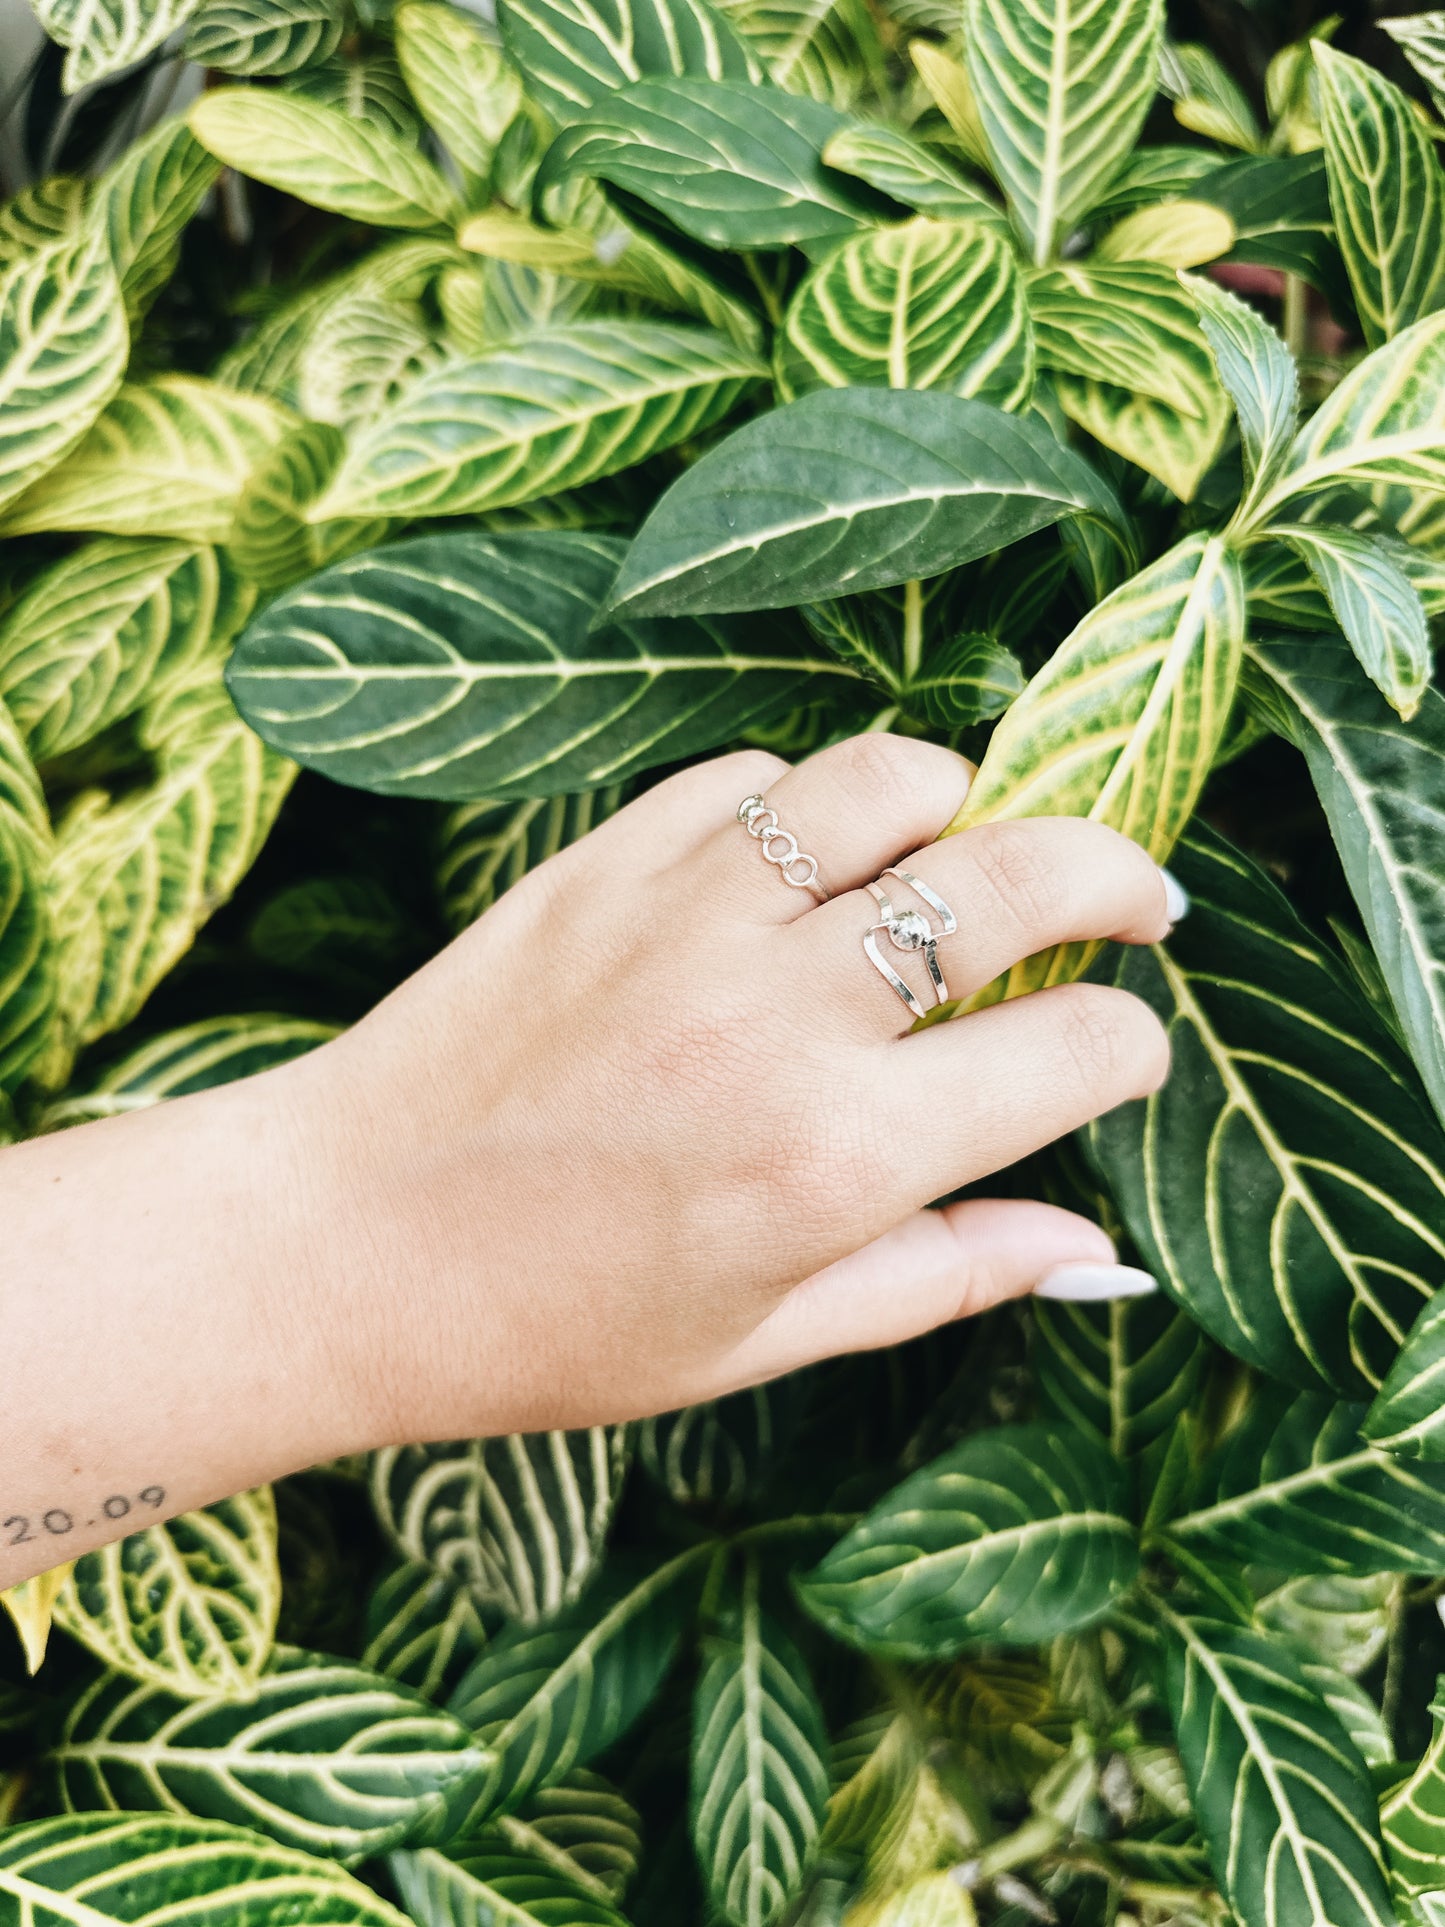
1031;1294;1204;1463
498;0;756;126
363;1561;492;1704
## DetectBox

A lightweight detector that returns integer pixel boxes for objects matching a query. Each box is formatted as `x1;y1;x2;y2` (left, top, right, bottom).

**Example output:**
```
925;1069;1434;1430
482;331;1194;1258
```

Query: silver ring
864;868;958;1019
737;794;829;900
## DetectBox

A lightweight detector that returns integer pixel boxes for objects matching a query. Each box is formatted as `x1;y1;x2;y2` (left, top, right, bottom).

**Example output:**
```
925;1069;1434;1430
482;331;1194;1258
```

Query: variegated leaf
1186;272;1297;511
297;293;443;429
1032;1294;1204;1465
0;229;128;517
33;0;204;92
0;1814;414;1925
313;321;759;522
1381;1690;1445;1896
637;1386;793;1509
0;1562;73;1674
1243;636;1445;1141
533;77;875;250
1383;12;1445;118
1193;151;1348;315
1167;1392;1445;1574
44;672;295;1075
0;176;89;262
777;217;1031;410
1362;1286;1445;1459
447;1549;708;1824
727;0;882;105
437;789;624;933
604;386;1121;618
288;49;424;143
691;1560;829;1927
963;0;1165;263
189;88;460;231
1;376;294;543
908;41;990;173
38;1013;335;1132
902;631;1023;729
185;0;346;74
392;1842;630;1927
0;707;55;1091
363;1560;491;1705
230;422;389;592
1160;1609;1396;1927
819;124;1005;224
1092;200;1235;269
490;1771;641;1903
0;538;250;762
1271;524;1430;718
796;1424;1138;1658
948;534;1243;997
228;530;852;799
497;0;755;127
395;3;520;190
1088;825;1445;1396
1315;41;1445;352
54;1649;487;1862
371;1429;629;1625
1159;40;1262;151
1258;1574;1393;1687
91;117;219;323
54;1489;281;1698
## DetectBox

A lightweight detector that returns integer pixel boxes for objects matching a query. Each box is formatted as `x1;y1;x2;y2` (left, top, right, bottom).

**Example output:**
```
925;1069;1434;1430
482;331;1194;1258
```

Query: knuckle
835;732;939;820
1054;984;1169;1100
966;821;1070;935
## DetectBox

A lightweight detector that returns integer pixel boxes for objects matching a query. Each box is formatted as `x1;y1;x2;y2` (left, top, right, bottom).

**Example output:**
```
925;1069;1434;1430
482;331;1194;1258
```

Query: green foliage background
4;0;1445;1921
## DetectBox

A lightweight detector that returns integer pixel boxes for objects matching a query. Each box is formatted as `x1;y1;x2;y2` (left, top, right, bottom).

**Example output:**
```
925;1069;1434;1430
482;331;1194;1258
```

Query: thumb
717;1199;1157;1390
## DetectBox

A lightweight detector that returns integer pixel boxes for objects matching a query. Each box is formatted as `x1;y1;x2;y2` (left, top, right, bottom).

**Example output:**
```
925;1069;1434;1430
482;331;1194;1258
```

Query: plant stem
968;1813;1065;1882
743;254;784;327
901;579;924;686
1283;273;1308;360
865;704;900;732
1382;1576;1409;1743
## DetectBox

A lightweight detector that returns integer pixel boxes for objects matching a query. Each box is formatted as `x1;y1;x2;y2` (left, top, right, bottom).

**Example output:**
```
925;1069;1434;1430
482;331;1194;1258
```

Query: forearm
0;1063;364;1589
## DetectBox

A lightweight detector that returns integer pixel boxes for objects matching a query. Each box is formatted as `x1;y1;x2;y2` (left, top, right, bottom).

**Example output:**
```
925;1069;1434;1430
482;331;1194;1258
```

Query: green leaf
363;1561;492;1705
0;1813;414;1925
228;530;852;801
777;217;1031;410
1185;272;1298;508
907;40;991;173
37;1013;336;1131
963;0;1164;264
949;535;1243;1000
185;0;346;75
1381;1687;1445;1896
0;176;89;263
230;422;390;592
1265;1585;1393;1720
1032;1295;1204;1464
1261;309;1445;513
603;386;1120;619
637;1386;794;1509
437;790;626;934
1243;635;1445;1143
34;0;204;92
297;293;443;429
691;1561;829;1927
534;77;875;250
92;117;220;323
1194;152;1351;317
722;0;881;107
819;125;1003;226
1159;40;1263;151
1087;825;1445;1397
0;538;250;762
189;88;460;230
392;1842;631;1927
490;1771;641;1903
0;711;56;1090
288;49;425;144
54;1490;281;1698
1092;200;1235;270
1315;41;1445;352
45;671;295;1074
395;3;521;190
54;1648;487;1862
1160;1609;1396;1927
795;1423;1138;1659
1271;524;1430;718
1383;13;1445;119
1362;1286;1445;1459
447;1549;709;1823
312;321;760;522
371;1428;630;1625
0;230;128;518
1167;1392;1445;1575
903;631;1024;729
497;0;755;128
1;375;295;542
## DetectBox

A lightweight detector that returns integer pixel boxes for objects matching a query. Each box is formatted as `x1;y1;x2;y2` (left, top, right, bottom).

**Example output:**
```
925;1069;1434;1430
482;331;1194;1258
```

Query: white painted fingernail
1160;867;1190;925
1034;1263;1159;1302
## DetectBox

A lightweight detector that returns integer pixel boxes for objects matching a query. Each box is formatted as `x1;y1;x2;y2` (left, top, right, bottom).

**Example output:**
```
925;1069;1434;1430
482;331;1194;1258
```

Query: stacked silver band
737;794;829;900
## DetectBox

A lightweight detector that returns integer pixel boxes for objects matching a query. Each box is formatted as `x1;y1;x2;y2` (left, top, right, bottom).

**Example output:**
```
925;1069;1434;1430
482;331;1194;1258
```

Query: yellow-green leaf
230;422;389;592
91;116;220;324
0;1564;73;1674
1094;201;1236;269
34;0;204;92
395;2;521;192
908;42;990;174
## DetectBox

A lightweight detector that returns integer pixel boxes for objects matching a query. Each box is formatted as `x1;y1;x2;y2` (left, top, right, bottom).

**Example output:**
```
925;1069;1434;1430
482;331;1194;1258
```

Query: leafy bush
6;0;1445;1921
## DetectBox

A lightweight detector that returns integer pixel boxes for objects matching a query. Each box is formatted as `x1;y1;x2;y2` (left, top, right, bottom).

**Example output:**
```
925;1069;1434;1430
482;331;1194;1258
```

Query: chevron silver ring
737;794;830;900
864;868;958;1019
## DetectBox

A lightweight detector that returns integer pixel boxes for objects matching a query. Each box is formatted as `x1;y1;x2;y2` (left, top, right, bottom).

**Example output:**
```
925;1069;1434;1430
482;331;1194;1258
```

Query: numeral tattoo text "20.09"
5;1485;167;1546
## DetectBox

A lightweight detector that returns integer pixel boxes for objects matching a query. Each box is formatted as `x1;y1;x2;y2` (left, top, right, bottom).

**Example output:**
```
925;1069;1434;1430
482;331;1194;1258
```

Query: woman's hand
0;732;1175;1588
298;732;1174;1444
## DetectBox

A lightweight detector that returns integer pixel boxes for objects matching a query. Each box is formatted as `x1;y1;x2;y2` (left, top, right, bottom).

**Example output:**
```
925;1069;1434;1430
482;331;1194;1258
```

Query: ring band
737;794;829;900
864;868;958;1019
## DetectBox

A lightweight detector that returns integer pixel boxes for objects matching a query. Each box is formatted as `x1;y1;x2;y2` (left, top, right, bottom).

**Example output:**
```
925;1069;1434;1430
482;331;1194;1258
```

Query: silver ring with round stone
864;868;958;1019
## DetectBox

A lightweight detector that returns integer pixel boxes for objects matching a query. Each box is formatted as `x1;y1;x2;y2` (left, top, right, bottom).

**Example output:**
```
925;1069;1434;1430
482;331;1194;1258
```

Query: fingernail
1034;1263;1159;1302
1160;867;1190;925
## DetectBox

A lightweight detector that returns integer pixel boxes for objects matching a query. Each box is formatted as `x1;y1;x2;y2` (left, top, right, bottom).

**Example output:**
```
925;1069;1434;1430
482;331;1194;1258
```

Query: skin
0;733;1174;1591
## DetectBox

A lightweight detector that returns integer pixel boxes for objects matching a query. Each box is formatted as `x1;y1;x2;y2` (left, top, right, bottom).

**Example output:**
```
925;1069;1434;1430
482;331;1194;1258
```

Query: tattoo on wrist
4;1484;166;1547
